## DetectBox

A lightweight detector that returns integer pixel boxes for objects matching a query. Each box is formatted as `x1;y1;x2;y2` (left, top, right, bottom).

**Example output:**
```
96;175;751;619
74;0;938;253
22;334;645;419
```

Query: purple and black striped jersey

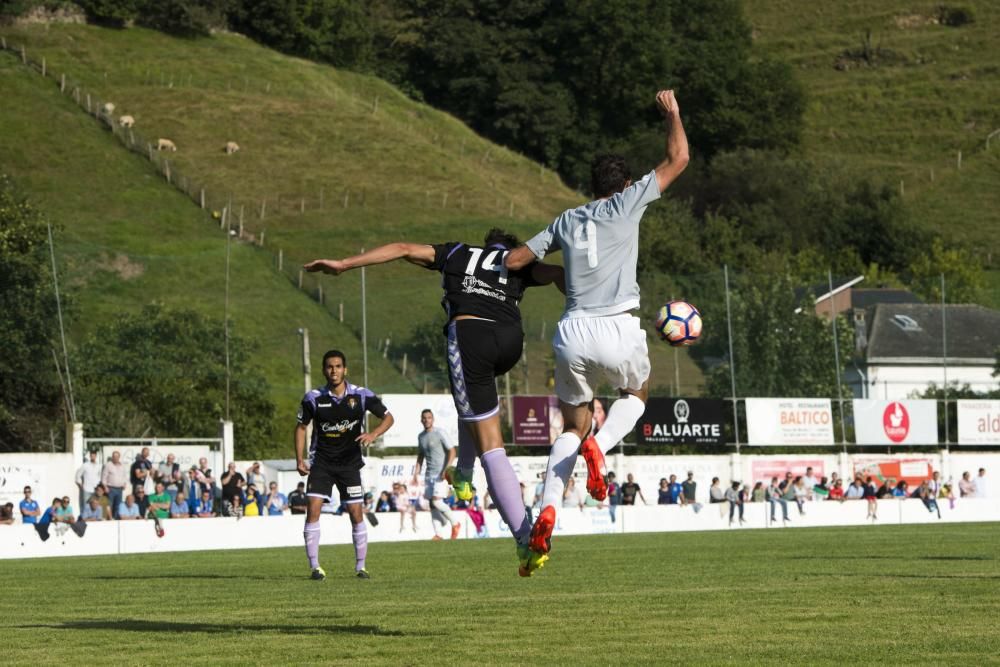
427;242;541;323
298;382;388;470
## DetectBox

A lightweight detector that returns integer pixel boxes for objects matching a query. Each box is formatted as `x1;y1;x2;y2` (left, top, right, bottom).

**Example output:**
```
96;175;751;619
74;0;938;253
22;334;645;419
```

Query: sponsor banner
750;459;827;484
513;396;555;445
853;400;938;445
853;458;933;488
957;400;1000;445
0;464;46;510
746;398;834;446
380;394;459;448
635;398;725;445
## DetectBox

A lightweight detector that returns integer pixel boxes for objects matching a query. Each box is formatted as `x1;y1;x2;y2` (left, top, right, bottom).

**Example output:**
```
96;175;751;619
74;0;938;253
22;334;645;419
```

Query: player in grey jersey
505;90;689;564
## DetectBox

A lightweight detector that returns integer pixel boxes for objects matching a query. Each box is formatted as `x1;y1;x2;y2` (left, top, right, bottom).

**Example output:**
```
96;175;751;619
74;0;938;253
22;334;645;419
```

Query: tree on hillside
0;175;65;452
705;273;854;399
906;239;984;304
73;304;276;457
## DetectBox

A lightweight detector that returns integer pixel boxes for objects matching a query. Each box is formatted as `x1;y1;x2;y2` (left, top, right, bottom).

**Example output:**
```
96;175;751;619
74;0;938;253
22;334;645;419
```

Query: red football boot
529;505;556;555
580;435;608;501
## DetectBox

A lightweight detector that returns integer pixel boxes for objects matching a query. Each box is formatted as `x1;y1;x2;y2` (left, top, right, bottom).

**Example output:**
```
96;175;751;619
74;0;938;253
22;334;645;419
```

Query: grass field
3;523;999;664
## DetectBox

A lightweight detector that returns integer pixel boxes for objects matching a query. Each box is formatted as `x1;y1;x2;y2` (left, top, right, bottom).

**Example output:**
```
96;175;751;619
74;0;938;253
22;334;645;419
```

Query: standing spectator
243;486;261;517
19;487;40;524
973;468;989;498
191;489;215;517
81;497;105;522
657;478;670;504
148;482;171;519
156;453;181;501
169;492;190;518
75;450;103;511
562;477;585;510
393;483;417;532
288;482;308;515
118;494;141;520
130;447;153;492
959;471;975;497
681;472;697;504
134;486;150;516
101;450;128;518
55;496;75;523
606;472;621;523
767;477;790;523
221;462;245;504
725;481;745;525
193;458;217;499
88;484;112;520
829;479;845;501
620;473;646;505
0;502;14;525
802;467;819;499
863;476;878;520
665;475;685;505
265;482;288;516
845;475;865;499
750;482;765;502
709;477;725;503
246;461;267;491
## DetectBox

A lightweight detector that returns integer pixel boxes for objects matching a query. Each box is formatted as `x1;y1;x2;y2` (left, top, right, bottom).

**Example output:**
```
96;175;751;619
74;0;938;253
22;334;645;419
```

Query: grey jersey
417;427;453;476
526;171;660;318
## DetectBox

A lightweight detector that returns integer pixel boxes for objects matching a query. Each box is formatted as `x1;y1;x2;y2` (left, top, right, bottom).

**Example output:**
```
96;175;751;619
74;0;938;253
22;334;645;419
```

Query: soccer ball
654;301;702;346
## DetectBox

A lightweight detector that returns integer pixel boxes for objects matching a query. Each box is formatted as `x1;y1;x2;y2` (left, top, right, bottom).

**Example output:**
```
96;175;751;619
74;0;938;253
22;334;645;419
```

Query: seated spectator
244;486;262;516
914;481;941;519
81;497;105;521
170;492;190;518
148;482;171;519
375;491;393;512
288;482;308;515
828;479;845;501
893;480;909;498
0;502;14;525
20;486;40;524
803;467;819;498
134;487;150;516
87;485;112;520
55;496;76;523
191;489;215;517
845;476;865;499
563;477;585;510
813;477;830;499
876;479;895;499
928;471;943;498
863;476;878;520
750;482;765;503
958;471;975;497
725;481;745;525
708;477;724;503
222;495;244;518
778;472;794;493
792;477;808;515
265;482;287;516
118;494;141;520
767;477;790;522
941;482;956;509
829;472;841;489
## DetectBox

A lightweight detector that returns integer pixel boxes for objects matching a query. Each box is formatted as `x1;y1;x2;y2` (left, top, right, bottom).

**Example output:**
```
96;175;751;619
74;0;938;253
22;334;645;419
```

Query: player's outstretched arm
653;90;689;193
504;244;538;271
304;243;435;275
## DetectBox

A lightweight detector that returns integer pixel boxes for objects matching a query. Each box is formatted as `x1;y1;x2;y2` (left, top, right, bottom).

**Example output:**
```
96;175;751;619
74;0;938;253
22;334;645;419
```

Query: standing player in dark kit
305;228;563;576
295;349;395;581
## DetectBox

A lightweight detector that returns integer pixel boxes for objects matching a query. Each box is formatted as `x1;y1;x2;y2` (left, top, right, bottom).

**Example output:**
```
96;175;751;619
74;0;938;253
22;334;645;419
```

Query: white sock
595;394;646;454
542;432;581;510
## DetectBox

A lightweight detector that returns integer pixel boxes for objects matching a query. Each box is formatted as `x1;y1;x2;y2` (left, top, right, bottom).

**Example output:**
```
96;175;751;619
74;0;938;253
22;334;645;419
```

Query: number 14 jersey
427;242;541;324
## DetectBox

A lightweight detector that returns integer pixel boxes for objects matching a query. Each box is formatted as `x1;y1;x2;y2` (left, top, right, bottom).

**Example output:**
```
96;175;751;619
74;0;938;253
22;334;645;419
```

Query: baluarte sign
635;398;725;445
957;400;1000;445
746;398;834;446
853;399;938;445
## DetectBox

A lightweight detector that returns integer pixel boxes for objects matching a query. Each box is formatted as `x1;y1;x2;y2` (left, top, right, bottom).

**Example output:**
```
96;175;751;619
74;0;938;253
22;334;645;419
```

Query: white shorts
424;474;449;500
553;313;650;405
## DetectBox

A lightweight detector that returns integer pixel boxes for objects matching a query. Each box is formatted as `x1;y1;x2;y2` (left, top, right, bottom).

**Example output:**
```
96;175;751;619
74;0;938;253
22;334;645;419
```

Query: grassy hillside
0;23;707;449
743;0;1000;269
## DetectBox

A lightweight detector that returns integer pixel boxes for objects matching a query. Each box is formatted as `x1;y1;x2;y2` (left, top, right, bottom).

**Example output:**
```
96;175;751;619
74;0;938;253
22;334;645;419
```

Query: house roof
851;288;922;310
866;303;1000;364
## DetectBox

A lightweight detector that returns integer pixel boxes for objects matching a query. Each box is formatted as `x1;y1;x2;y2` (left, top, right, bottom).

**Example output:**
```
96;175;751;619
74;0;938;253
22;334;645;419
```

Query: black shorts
306;466;364;504
446;319;523;422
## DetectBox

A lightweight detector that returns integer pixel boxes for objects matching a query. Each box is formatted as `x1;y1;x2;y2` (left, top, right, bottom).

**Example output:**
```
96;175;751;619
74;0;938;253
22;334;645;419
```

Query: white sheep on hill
225;141;240;154
119;115;135;128
157;138;177;152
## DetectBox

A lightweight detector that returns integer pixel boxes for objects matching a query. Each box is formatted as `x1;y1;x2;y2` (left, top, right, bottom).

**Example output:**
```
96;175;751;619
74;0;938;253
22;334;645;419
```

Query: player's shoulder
346;382;379;399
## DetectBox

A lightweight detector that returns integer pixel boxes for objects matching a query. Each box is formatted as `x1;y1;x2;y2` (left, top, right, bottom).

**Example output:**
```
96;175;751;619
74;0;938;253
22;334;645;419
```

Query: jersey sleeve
524;219;561;261
363;390;389;419
439;428;454;450
428;242;462;271
613;170;660;219
297;393;316;425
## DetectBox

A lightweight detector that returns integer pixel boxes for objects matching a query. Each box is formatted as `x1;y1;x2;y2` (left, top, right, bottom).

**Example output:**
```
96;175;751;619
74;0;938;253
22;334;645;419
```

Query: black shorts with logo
446;318;523;422
306;465;364;504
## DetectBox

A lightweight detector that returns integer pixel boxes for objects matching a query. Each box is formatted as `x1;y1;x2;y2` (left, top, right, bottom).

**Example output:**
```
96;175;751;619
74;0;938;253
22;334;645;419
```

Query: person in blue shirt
170;492;191;518
81;497;106;521
190;489;215;517
658;475;686;505
39;497;61;525
118;494;141;520
19;486;40;524
264;482;287;516
893;481;910;498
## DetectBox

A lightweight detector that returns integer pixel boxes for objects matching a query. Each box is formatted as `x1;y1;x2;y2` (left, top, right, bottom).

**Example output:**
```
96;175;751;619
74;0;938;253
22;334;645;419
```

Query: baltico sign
746;398;835;446
635;398;725;445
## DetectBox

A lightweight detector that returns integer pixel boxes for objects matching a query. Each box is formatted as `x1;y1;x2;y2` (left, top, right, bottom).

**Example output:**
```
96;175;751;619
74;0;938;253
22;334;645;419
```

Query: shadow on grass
83;574;281;581
17;620;411;636
789;555;994;562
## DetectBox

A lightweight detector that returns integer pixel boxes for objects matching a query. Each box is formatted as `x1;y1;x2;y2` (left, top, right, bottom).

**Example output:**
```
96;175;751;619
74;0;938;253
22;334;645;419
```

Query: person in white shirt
972;468;989;498
802;467;819;501
75;450;103;511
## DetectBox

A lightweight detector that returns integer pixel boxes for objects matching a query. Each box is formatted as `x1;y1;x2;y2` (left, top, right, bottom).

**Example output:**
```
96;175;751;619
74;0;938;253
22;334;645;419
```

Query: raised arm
652;90;689;193
505;245;538;271
304;242;436;275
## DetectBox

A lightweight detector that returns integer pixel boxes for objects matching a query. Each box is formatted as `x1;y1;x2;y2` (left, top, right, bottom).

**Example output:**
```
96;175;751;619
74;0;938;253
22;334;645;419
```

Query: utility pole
299;328;312;443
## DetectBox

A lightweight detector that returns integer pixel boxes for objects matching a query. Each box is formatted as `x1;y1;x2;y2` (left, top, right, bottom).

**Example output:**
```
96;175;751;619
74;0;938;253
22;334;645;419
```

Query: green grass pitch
3;523;999;664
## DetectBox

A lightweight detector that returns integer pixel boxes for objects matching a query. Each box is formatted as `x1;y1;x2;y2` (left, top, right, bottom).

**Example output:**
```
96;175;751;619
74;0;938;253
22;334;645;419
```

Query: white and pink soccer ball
654;300;702;347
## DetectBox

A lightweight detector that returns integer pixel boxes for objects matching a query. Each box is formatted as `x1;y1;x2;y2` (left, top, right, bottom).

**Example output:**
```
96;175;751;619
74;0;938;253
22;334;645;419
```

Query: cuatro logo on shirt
882;402;910;443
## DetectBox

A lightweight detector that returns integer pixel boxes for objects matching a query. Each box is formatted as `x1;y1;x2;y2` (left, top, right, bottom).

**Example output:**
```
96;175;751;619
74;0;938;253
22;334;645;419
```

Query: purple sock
481;448;530;543
304;521;320;569
352;521;368;571
457;424;476;475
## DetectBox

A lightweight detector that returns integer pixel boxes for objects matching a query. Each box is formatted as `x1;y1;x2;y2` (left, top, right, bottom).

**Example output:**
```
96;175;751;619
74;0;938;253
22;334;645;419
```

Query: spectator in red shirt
828;479;845;501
